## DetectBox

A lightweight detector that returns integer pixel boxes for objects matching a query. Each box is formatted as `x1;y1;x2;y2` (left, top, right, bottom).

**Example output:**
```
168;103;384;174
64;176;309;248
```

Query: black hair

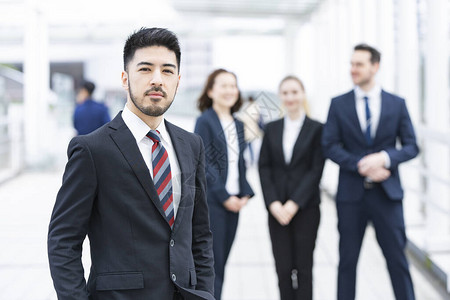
81;80;95;95
123;27;181;73
354;43;381;64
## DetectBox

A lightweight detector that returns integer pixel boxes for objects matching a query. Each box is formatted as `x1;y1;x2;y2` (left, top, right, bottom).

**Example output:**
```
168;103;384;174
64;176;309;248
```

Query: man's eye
163;69;174;74
139;68;150;71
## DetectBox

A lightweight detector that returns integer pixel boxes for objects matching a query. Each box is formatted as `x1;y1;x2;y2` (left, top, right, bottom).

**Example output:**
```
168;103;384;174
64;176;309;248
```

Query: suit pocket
96;272;144;291
189;268;197;286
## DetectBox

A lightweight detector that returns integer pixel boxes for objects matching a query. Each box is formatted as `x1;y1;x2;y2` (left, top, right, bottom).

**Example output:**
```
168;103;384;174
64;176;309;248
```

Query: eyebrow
136;62;177;69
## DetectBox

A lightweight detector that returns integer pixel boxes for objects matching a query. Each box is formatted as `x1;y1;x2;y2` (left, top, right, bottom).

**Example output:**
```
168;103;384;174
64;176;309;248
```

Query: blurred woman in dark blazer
259;75;325;300
194;68;254;300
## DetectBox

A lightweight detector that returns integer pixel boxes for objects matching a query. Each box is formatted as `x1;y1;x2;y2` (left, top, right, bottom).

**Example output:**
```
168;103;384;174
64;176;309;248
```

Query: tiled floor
0;166;449;299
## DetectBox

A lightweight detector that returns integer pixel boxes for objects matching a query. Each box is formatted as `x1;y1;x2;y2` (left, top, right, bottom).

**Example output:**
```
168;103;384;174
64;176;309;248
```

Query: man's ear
121;71;129;91
373;62;380;73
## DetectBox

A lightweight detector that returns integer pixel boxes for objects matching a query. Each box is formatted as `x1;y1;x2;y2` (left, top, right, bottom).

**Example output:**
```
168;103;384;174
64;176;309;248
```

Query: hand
239;196;250;208
366;167;391;182
283;200;299;220
269;201;291;226
358;152;386;177
223;196;244;213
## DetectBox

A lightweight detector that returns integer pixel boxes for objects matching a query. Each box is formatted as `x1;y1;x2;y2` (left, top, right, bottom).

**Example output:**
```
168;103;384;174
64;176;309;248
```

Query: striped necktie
146;130;174;228
364;96;373;146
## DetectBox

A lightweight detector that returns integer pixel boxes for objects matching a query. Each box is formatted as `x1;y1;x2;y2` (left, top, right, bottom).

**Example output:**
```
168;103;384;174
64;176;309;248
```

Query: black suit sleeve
384;99;419;168
191;136;215;295
48;137;96;300
290;124;325;208
258;124;279;208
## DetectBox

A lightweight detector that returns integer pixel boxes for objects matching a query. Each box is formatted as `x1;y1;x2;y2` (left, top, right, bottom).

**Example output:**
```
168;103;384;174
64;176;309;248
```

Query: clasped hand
269;200;299;226
357;152;391;182
223;195;249;213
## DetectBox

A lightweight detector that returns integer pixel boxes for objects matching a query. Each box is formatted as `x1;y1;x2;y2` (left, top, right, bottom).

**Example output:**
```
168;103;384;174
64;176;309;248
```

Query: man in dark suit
48;28;215;300
73;80;110;135
322;44;418;300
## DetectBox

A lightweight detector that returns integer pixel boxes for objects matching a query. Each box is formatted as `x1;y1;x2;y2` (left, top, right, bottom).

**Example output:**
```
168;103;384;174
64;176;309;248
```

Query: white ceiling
0;0;322;44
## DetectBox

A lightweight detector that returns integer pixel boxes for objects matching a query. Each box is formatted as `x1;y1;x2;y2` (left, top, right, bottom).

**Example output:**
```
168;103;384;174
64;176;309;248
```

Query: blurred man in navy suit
73;80;110;135
322;44;418;300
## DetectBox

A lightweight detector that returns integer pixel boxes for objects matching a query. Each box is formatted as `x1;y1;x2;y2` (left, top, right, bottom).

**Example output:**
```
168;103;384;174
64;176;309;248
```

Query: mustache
144;87;167;97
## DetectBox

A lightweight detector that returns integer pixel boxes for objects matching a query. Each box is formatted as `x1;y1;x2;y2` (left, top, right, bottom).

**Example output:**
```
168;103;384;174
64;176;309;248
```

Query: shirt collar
354;84;381;100
122;105;167;144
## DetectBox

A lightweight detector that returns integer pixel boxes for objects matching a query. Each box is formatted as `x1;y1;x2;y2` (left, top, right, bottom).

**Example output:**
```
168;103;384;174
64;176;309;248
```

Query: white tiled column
396;0;423;226
423;0;450;253
24;0;50;167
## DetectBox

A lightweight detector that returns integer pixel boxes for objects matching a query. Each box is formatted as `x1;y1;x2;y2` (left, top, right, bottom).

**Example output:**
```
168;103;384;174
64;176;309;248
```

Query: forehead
214;72;236;84
351;50;372;63
130;46;177;67
280;79;303;90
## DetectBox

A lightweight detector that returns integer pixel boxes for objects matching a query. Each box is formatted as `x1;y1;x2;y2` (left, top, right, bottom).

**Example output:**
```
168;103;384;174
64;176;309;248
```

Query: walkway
0;166;449;299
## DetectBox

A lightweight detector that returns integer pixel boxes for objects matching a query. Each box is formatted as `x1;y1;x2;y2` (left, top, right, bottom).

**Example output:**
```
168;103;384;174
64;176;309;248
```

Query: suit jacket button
172;273;177;281
170;239;175;247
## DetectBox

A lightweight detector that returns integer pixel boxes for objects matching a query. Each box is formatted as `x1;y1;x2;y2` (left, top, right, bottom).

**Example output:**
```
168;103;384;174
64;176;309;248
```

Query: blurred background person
322;44;419;300
73;80;110;135
259;75;324;300
194;68;254;300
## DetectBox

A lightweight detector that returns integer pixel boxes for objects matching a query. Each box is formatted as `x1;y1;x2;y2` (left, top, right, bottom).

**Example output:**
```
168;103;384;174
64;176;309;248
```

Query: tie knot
146;130;161;144
363;96;369;102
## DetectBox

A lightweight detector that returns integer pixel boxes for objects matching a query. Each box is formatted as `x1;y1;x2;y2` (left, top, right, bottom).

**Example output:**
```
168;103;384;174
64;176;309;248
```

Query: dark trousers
173;289;184;300
269;205;320;300
208;204;240;300
336;186;415;300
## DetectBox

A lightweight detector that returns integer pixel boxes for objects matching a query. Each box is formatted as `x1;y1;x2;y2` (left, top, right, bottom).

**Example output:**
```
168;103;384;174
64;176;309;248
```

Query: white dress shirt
354;84;390;168
122;105;181;217
283;113;305;165
220;119;240;196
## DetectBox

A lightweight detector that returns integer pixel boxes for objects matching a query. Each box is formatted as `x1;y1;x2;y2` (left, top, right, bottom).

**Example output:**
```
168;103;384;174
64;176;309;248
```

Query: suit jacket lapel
289;117;312;166
209;108;228;151
373;90;388;144
273;119;286;166
165;120;190;232
347;91;367;145
108;113;168;222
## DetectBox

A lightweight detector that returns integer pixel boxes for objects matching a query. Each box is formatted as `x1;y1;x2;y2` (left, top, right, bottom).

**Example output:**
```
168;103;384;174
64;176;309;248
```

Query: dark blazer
322;89;419;202
194;108;254;207
48;113;215;300
74;99;110;135
259;117;325;209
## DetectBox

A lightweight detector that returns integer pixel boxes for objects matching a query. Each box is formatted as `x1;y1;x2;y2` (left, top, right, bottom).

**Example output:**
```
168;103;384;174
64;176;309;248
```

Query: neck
126;101;163;130
358;80;376;93
287;109;302;120
212;103;233;120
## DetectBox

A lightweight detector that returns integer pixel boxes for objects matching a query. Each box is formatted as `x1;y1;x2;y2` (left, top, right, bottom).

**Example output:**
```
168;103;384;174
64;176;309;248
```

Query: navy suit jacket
322;89;419;202
48;113;215;300
74;99;110;135
194;108;254;207
259;117;325;209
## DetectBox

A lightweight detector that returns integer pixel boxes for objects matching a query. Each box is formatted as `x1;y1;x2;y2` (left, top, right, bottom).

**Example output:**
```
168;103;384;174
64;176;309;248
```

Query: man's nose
150;70;163;86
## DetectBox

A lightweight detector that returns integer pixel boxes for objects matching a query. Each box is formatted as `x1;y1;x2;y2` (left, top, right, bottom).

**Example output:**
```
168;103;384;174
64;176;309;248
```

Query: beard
128;83;175;117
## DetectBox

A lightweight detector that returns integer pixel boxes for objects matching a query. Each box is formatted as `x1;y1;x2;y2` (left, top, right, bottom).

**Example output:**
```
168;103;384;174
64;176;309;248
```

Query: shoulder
264;118;283;131
166;121;202;146
195;109;215;125
233;117;244;128
305;116;323;128
260;119;282;140
331;90;354;104
382;90;405;104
